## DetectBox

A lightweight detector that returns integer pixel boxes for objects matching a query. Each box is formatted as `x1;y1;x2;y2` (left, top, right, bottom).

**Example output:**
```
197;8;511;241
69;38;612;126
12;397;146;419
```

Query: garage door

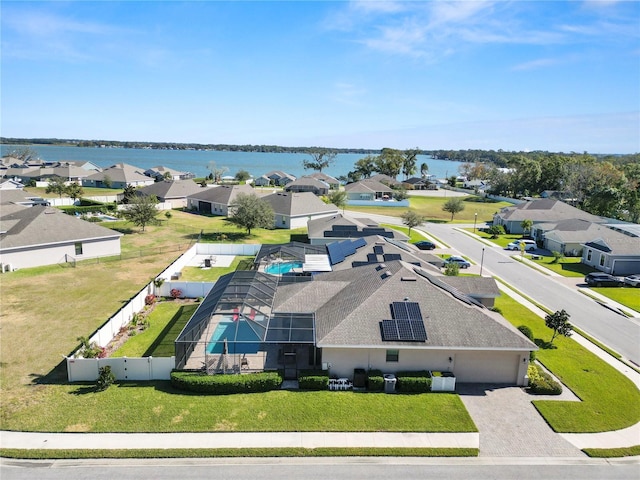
612;260;640;276
198;201;212;214
454;351;520;384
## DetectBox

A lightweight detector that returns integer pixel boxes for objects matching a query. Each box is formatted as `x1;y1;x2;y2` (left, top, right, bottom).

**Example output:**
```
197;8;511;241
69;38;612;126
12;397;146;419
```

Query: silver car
624;274;640;287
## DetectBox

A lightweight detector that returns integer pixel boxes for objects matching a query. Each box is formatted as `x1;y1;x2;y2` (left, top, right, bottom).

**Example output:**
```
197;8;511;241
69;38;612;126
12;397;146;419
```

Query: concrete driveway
457;384;584;457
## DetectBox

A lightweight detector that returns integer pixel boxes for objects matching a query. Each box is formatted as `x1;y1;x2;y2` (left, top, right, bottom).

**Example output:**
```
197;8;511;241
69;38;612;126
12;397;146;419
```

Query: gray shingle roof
262;192;339;216
0;205;122;250
345;179;393;194
186;184;254;204
137;180;202;199
582;225;640;255
497;199;604;223
84;163;151;183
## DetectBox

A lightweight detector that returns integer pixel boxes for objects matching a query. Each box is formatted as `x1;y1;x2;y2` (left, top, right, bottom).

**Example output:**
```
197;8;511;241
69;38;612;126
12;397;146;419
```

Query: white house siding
1;237;121;269
453;350;527;385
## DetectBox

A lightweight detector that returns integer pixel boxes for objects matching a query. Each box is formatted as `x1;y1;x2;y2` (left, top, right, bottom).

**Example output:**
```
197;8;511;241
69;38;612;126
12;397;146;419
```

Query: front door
283;350;297;380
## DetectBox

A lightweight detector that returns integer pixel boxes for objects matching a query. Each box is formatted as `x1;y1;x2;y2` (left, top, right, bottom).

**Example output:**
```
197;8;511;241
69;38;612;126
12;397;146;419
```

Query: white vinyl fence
67;243;262;382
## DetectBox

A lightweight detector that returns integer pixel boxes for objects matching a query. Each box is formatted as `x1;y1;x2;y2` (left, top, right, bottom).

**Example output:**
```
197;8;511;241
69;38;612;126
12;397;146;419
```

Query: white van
507;239;536;251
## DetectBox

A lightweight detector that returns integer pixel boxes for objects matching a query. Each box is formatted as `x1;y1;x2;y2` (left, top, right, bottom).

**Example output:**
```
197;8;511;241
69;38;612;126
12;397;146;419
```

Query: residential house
309;172;340;189
0;202;122;270
186;184;254;216
144;166;195;181
254;171;296;187
345;179;393;202
402;177;437;190
369;173;401;187
82;163;154;189
175;260;535;385
261;191;339;229
493;199;605;235
284;176;330;196
581;225;640;276
0;178;25;190
136;180;203;209
307;214;408;245
532;218;600;256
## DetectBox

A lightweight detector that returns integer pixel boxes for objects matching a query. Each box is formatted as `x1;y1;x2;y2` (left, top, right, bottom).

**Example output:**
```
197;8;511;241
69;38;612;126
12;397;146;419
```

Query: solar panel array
327;238;369;265
383;253;402;261
380;301;427;342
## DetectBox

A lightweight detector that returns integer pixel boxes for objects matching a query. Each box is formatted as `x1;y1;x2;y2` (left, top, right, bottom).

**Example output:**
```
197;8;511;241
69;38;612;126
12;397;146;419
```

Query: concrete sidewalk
0;430;479;450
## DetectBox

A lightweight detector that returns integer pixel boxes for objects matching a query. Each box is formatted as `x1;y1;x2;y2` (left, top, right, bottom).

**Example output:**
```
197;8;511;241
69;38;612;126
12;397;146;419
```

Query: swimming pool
207;319;261;354
264;261;303;275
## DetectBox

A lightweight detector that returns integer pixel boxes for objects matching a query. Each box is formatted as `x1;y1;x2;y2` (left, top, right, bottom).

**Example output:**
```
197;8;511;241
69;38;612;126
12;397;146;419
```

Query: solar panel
380;319;427;342
406;302;423;320
340;240;357;256
353;238;367;249
383;253;401;261
327;242;345;264
381;320;400;341
367;253;379;263
373;245;384;254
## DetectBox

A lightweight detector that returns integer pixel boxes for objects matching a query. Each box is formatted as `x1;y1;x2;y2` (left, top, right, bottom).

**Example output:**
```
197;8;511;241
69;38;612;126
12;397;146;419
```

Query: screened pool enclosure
175;270;318;376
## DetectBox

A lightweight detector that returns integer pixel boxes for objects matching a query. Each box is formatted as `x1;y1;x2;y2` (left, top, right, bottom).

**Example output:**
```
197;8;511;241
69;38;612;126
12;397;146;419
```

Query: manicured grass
111;302;198;358
24;186;124;198
528;255;595;277
348;196;510;223
0;447;479;459
1;388;476;433
495;294;640;433
583;445;640;458
470;231;522;248
379;223;425;243
591;287;640;312
180;256;254;281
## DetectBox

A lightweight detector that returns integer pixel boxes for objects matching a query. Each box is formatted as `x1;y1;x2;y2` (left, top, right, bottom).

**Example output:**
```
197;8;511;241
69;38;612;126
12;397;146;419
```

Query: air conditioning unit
3;264;13;273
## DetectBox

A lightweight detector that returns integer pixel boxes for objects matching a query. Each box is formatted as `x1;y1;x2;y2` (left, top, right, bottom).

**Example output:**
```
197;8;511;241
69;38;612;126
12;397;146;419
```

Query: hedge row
527;364;562;395
60;204;117;216
298;370;329;390
397;370;432;393
367;370;384;392
170;370;283;394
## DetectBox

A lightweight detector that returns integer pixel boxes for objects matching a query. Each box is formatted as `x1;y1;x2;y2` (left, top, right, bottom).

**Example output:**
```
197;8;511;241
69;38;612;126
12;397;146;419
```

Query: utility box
353;368;366;388
383;374;396;393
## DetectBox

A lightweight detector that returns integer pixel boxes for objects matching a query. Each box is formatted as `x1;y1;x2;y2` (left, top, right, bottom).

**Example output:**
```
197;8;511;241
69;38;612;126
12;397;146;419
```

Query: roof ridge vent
401;277;416;282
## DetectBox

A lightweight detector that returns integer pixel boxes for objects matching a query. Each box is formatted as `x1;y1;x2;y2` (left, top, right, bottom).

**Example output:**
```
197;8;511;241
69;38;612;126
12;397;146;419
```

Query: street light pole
480;247;485;276
474;212;478;233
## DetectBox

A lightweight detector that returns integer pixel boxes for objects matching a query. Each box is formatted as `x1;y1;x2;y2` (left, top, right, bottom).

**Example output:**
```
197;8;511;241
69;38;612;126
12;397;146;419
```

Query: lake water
0;144;464;181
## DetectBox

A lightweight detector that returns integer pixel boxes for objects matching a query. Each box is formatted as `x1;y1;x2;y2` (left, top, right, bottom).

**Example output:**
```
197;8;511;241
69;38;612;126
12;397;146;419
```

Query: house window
282;216;286;225
599;254;605;267
587;250;592;262
75;242;83;255
386;349;399;362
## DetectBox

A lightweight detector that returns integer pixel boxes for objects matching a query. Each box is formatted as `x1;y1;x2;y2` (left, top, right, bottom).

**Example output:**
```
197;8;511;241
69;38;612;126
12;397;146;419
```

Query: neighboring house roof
263;170;296;181
273;260;534;350
187;184;254;204
538;219;603;244
144;166;185;179
404;177;429;186
0;204;122;250
369;174;401;186
307;214;409;242
0;189;32;205
309;172;340;185
437;276;501;298
0;179;25;190
582;225;640;255
84;163;151;184
262;192;338;216
345;179;393;194
284;176;329;191
137;180;202;200
38;165;91;180
496;199;604;224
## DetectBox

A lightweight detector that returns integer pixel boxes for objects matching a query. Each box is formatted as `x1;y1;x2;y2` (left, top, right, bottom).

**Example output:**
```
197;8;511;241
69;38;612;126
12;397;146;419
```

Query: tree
520;219;533;237
228;193;274;235
444;262;460;276
302;148;336;172
121;185;137;204
66;182;84;202
103;174;113;189
235;169;251;183
401;148;419;179
487;224;505;239
420;162;429;178
122;195;159;232
401;210;425;236
6;146;39;163
325;189;347;213
442;197;465;221
206;161;229;184
374;148;403;178
45;176;67;198
545;309;573;345
352;155;376;179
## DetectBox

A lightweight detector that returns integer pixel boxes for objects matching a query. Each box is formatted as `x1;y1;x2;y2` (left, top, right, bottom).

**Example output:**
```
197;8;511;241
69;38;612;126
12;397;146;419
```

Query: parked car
444;256;471;269
623;274;640;287
414;240;436;250
506;239;537;251
584;272;624;287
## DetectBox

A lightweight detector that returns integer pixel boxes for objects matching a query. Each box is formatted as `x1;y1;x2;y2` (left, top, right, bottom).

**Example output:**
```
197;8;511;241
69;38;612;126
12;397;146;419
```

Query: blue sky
2;1;639;152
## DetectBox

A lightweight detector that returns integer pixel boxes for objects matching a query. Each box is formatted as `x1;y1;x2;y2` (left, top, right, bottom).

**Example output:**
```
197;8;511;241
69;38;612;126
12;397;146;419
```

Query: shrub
527;364;562;395
298;369;329;390
490;306;502;314
397;370;432;393
517;325;534;340
367;369;384;392
444;262;460;276
145;294;156;305
170;370;283;394
487;225;505;239
76;336;103;359
170;288;182;299
96;366;115;391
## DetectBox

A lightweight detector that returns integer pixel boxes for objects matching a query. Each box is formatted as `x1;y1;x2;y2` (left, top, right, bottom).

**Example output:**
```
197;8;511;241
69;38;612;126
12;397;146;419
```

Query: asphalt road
345;211;640;365
2;459;639;480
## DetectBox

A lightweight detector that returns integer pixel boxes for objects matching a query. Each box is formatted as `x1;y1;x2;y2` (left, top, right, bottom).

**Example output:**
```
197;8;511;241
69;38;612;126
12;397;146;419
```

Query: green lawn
2;388;476;433
527;255;595;277
379;223;426;243
24;186;124;198
348;196;510;224
470;230;522;248
591;287;640;312
495;295;640;433
180;256;254;281
112;302;198;358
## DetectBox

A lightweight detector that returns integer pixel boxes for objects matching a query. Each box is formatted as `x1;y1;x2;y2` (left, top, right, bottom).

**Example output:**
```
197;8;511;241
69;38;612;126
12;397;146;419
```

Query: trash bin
353;368;366;388
383;374;396;393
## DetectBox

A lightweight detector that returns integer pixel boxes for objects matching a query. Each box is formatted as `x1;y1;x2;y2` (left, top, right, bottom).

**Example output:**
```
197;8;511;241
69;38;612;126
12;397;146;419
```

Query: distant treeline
0;137;379;155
